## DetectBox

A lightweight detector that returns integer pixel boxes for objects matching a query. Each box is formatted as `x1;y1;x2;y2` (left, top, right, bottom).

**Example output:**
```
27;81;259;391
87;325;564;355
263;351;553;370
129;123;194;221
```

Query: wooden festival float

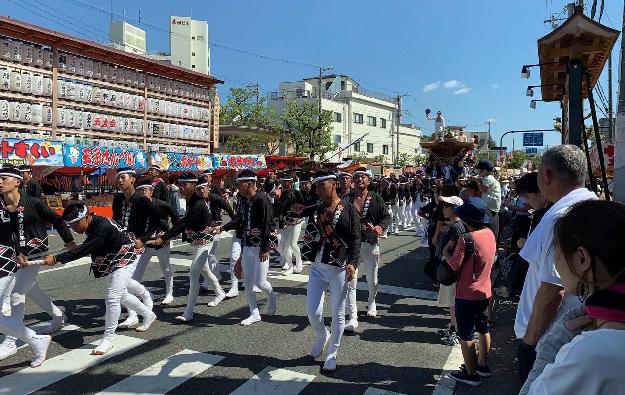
419;126;476;163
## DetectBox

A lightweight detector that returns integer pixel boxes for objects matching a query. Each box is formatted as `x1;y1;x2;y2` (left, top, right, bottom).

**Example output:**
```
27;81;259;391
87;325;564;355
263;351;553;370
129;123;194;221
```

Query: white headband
178;178;197;183
353;170;372;178
236;177;257;182
65;205;89;224
313;175;337;184
279;177;293;181
269;184;281;195
0;172;23;180
195;182;209;188
336;172;352;178
115;170;136;178
136;184;153;190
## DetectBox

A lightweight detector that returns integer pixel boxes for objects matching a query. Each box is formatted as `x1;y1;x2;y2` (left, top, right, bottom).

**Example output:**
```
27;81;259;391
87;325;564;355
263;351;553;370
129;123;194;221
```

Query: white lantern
132;70;139;86
77;57;85;76
76;83;85;102
31;104;42;124
108;115;117;132
138;96;145;112
147;98;156;114
147;74;155;90
0;68;9;91
65;81;76;101
64;108;75;128
92;113;102;130
138;72;145;88
125;69;132;85
102;63;110;80
85;58;93;78
34;47;44;67
116;117;125;133
92;86;102;104
56;107;65;126
9;70;21;92
67;55;76;74
166;101;173;117
109;90;118;107
117;92;125;108
0;100;9;120
76;111;84;129
0;39;10;60
131;95;140;111
10;40;22;62
172;82;179;96
83;111;92;129
130;118;139;134
32;74;43;96
42;76;52;97
43;49;53;68
85;85;92;102
124;93;131;110
20;45;33;65
123;117;131;133
42;105;52;125
159;99;166;115
110;66;117;82
166;79;173;95
94;62;102;79
57;79;66;99
19;103;31;123
201;88;207;100
101;88;110;106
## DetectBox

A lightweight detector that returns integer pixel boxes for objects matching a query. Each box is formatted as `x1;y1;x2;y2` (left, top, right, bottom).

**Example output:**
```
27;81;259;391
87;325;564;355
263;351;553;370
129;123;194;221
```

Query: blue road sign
523;132;544;147
526;148;538;155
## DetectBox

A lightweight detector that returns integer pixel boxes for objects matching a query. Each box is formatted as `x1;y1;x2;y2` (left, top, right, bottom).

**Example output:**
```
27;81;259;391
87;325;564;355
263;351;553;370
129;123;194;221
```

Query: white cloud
423;81;441;92
443;80;464;88
454;88;471;95
492;84;499;88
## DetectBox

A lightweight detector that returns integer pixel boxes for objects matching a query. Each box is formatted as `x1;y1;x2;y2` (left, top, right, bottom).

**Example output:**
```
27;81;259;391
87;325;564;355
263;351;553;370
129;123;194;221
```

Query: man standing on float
426;110;446;140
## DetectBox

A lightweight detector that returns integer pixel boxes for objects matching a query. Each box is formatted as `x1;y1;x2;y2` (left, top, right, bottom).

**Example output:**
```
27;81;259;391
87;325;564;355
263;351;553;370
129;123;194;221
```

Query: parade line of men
0;164;429;372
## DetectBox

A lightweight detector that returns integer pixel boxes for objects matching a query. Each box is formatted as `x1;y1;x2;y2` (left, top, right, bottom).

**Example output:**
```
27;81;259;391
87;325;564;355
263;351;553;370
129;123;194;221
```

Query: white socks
27;334;51;367
310;330;330;358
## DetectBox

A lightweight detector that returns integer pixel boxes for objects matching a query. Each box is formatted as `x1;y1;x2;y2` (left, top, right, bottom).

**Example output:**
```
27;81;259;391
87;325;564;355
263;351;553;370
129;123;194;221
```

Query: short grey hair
540;145;587;187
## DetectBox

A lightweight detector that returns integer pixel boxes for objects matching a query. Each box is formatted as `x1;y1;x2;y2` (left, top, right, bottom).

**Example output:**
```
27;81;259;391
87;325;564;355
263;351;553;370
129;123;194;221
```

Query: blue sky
4;0;621;150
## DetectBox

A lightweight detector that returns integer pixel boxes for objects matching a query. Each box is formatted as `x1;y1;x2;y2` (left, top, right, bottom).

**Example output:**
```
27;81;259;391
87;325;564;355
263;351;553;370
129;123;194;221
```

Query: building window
367;143;374;153
191;65;196;69
380;118;387;128
333;135;342;144
192;52;196;56
367;116;376;126
192;37;196;40
354;142;361;152
333;112;342;122
353;113;363;124
383;145;389;154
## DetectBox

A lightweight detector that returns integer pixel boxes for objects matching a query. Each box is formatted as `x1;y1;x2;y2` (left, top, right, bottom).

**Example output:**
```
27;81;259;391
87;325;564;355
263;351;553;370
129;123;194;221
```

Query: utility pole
486;120;495;159
318;66;333;114
246;83;260;104
396;94;409;165
609;53;614;140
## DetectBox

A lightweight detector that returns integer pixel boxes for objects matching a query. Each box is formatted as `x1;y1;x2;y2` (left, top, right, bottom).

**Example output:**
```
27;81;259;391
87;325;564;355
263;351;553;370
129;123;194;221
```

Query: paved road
0;223;521;395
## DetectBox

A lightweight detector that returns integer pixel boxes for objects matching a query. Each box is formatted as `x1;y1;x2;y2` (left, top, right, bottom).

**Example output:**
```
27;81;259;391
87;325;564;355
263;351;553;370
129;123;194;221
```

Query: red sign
171;19;190;26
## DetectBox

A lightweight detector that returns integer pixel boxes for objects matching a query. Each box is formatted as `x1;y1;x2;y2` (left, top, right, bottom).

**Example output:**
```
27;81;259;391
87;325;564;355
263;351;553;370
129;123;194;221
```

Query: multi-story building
108;21;147;55
267;75;420;163
167;16;210;75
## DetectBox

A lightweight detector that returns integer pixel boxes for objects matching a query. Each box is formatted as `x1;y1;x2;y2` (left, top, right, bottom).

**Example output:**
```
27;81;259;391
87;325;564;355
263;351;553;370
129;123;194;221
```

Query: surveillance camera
526;88;534;97
521;66;530;79
530;100;537;109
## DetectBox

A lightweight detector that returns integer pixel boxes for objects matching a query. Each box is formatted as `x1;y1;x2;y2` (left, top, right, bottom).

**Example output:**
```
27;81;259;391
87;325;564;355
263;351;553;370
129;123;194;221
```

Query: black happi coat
206;193;234;225
224;195;247;240
161;193;215;246
2;194;74;256
300;199;360;268
241;193;273;251
148;199;181;250
379;186;391;205
55;215;138;278
343;191;390;245
278;188;303;229
112;192;161;244
0;203;21;278
151;179;169;203
24;178;43;198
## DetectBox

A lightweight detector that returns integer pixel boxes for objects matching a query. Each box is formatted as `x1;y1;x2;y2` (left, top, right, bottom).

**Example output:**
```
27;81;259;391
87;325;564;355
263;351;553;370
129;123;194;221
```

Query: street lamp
526;84;565;99
529;99;545;109
520;61;565;79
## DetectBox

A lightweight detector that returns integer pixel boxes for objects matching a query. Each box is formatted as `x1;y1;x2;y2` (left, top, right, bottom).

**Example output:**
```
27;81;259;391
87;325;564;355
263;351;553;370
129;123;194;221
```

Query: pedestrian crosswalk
0;333;409;395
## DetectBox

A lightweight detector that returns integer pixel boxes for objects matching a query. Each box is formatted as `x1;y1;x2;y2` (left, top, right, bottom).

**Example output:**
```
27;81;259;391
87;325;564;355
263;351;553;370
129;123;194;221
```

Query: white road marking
0;335;147;394
431;345;463;395
229;366;315;395
364;388;407;395
95;349;223;395
0;324;80;350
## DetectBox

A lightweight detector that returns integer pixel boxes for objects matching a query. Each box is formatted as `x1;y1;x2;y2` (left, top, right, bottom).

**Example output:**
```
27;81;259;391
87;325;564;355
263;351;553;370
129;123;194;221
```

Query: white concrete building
168;16;210;75
108;21;147;55
267;75;420;163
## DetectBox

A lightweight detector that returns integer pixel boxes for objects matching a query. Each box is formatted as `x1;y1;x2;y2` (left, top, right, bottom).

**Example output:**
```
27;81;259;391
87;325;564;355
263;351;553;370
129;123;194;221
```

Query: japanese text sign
63;145;147;169
149;152;212;171
0;139;63;166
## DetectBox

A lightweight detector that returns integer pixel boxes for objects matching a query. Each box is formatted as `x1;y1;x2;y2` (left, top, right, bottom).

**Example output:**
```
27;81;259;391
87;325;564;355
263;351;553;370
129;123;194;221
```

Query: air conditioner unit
301;92;308;98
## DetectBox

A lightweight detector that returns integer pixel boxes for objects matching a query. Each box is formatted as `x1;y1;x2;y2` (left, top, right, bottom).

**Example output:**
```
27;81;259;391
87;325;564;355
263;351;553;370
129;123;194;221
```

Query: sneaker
460;363;492;378
0;338;17;361
449;367;481;386
240;314;261;326
207;291;226;307
91;338;113;356
118;313;140;329
1;303;10;316
393;230;400;235
310;330;331;358
380;235;388;239
27;335;51;367
175;313;194;323
161;294;174;305
225;288;239;298
366;303;377;317
344;318;359;332
42;314;67;335
136;312;157;332
443;332;460;346
322;353;337;372
267;292;277;316
293;264;303;274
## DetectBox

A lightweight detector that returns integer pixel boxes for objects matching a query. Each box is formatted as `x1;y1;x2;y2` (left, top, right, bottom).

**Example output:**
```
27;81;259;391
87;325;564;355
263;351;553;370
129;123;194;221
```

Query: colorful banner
63;145;148;169
0;139;63;166
211;154;266;170
149;152;212;171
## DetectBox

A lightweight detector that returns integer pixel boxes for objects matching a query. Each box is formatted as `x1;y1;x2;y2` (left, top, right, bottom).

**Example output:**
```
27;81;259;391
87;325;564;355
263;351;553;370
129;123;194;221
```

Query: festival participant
41;175;58;196
337;172;353;198
426;110;446;140
397;182;407;230
220;191;247;299
146;165;169;203
0;166;51;367
291;169;360;372
475;159;501;239
378;178;393;238
112;168;160;329
133;181;180;305
18;165;42;198
152;172;226;322
300;177;316;201
201;170;222;196
0;165;76;361
413;172;430;236
521;200;625;394
42;204;156;354
276;176;304;275
218;170;277;326
515;145;596;386
343;168;389;332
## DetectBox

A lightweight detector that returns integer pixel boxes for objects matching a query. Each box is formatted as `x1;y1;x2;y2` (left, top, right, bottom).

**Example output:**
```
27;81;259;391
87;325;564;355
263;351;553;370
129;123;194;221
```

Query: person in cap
0;165;52;367
18;165;42;199
500;178;510;199
134;180;181;305
337;172;353;198
217;170;277;326
0;165;76;361
276;175;304;275
442;197;496;386
112;167;160;329
153;172;226;322
389;178;400;234
342;168;390;332
475;159;501;240
300;177;316;201
201;170;222;196
195;175;235;289
42;203;157;355
146;164;169;203
426;110;446;141
378;177;393;238
291;169;360;372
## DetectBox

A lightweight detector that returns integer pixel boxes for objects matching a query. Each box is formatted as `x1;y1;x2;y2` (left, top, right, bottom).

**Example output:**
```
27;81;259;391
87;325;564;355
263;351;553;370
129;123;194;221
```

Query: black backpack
436;232;477;286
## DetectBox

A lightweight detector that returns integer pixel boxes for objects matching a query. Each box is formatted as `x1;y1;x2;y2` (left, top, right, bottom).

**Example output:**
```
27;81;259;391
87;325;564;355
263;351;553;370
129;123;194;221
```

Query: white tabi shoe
240;314;261;326
175;313;194;323
366;303;378;317
207;291;226;307
225;287;239;298
322;353;338;372
293;264;303;274
136;312;157;332
0;338;17;360
27;335;51;367
91;338;113;356
118;312;140;329
344;318;359;332
161;294;174;305
42;314;67;335
310;330;331;358
281;267;294;276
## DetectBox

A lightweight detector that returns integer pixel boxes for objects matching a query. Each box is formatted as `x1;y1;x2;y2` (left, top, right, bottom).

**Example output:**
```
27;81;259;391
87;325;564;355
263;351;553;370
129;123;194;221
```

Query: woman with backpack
442;197;497;387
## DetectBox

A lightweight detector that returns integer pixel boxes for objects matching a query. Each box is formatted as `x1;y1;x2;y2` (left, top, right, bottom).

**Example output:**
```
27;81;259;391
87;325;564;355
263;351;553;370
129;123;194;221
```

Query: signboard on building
212;154;266;169
523;132;543;147
0;138;63;166
526;148;538;155
212;93;220;150
63;145;147;169
149;152;212;171
599;118;614;140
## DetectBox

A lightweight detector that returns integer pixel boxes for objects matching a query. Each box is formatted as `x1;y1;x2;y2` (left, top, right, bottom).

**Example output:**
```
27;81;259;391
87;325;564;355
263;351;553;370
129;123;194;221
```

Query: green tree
553;116;562;133
280;99;335;160
476;152;498;163
396;152;412;166
585;124;605;142
531;153;542;171
225;135;259;155
371;154;387;164
350;152;371;163
506;150;529;170
413;154;428;166
220;87;277;128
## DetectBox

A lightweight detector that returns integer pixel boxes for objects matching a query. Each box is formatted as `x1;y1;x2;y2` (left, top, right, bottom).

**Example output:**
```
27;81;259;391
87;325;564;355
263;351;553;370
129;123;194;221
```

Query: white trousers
242;246;273;316
0;275;35;341
391;203;400;232
133;246;173;296
307;262;348;358
347;243;380;319
208;234;221;278
382;206;392;237
11;264;63;325
103;262;148;340
186;243;222;316
398;203;406;227
230;237;242;289
279;224;302;269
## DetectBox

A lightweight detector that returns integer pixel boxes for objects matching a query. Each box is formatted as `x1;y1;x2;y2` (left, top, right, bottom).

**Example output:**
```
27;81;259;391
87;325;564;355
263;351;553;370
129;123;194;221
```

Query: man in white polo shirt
475;159;501;239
